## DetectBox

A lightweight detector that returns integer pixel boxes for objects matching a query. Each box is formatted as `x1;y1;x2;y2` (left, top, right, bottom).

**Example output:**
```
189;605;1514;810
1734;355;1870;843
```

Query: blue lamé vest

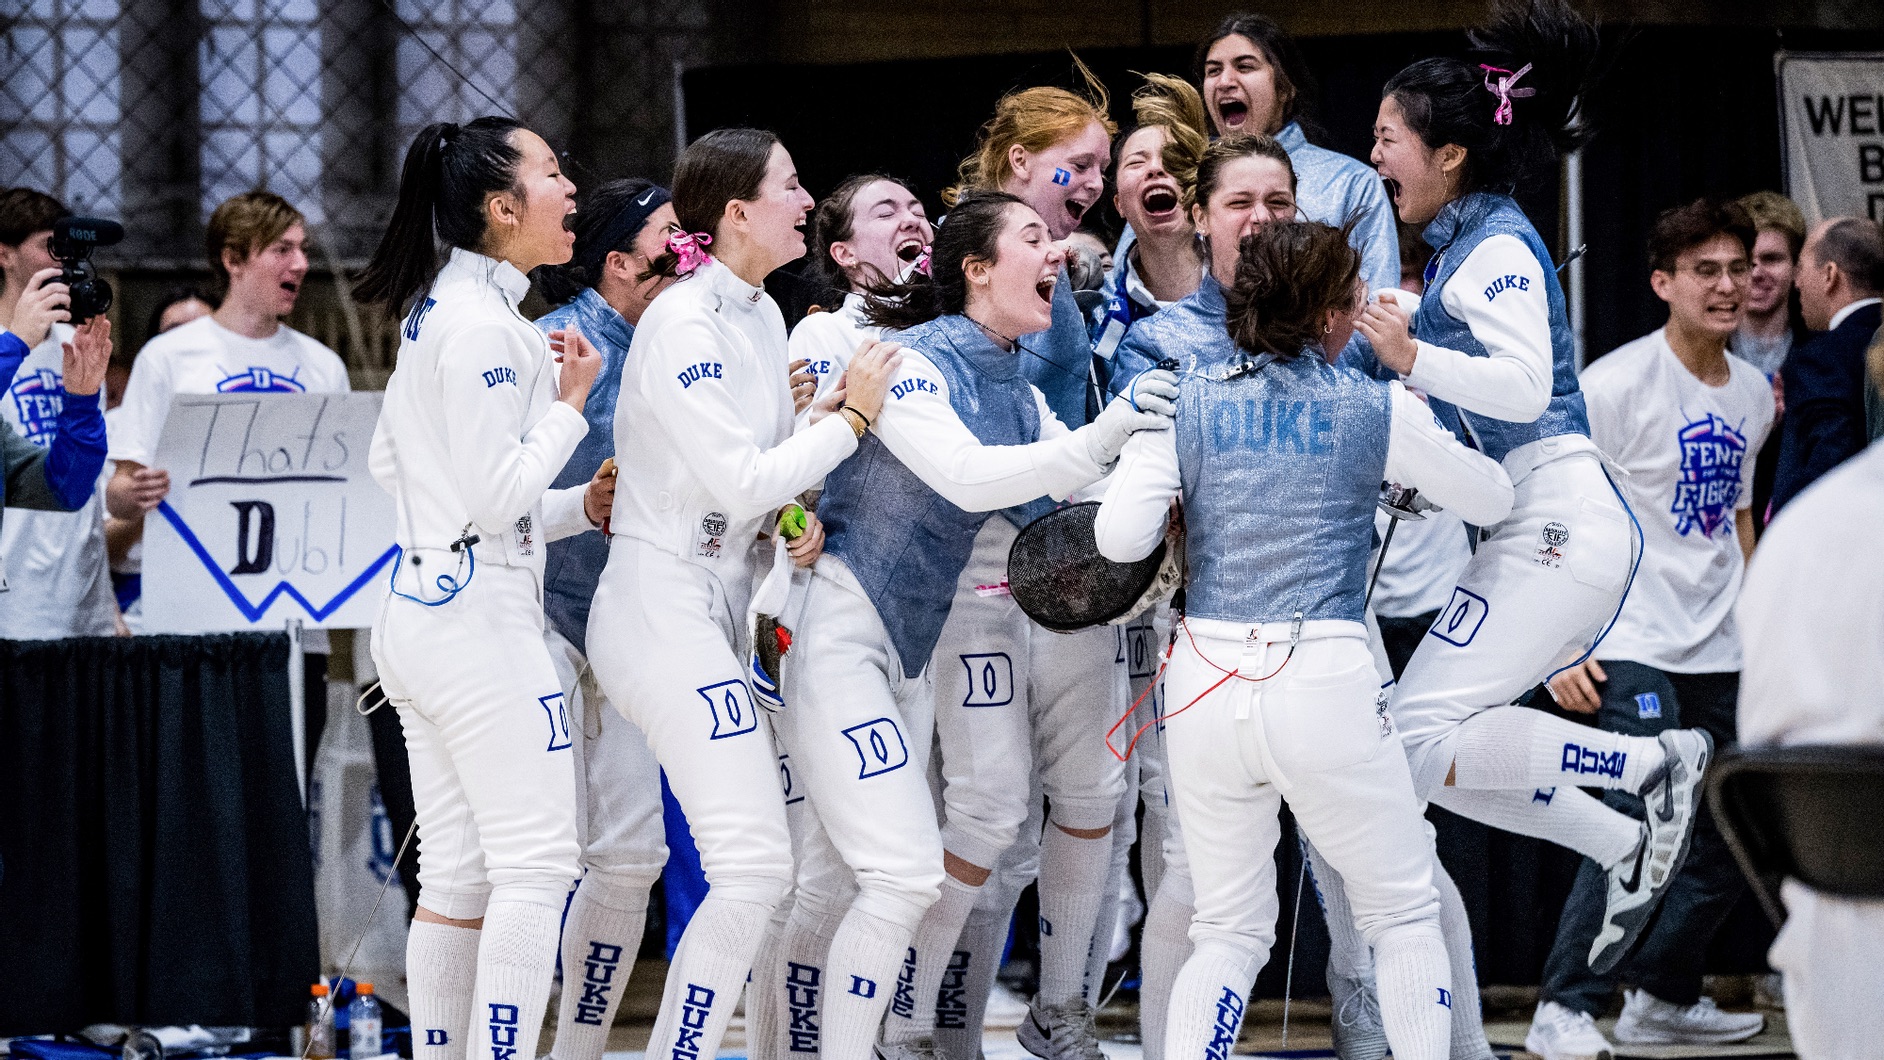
821;314;1042;677
1174;349;1392;626
1020;265;1096;429
1414;192;1589;463
535;288;632;653
1115;274;1235;379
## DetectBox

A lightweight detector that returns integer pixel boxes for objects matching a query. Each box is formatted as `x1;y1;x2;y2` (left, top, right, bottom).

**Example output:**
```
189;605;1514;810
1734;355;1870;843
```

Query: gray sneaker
1613;989;1764;1045
1589;729;1713;973
1329;974;1388;1060
1016;997;1106;1060
874;1036;943;1060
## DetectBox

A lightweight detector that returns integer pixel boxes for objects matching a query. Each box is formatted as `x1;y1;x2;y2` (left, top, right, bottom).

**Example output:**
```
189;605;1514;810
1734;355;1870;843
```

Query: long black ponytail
356;116;527;318
861;191;1021;332
1383;0;1602;196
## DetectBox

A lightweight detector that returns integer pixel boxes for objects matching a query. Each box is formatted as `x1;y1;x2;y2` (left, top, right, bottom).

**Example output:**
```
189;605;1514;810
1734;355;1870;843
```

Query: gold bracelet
838;406;868;439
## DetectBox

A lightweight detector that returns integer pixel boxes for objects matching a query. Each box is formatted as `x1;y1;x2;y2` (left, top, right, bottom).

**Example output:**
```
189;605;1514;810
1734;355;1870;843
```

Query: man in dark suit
1770;217;1884;515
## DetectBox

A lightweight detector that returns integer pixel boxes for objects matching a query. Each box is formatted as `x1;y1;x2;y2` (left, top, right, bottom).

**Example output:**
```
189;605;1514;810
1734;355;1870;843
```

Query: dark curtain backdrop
0;634;318;1035
685;23;1884;355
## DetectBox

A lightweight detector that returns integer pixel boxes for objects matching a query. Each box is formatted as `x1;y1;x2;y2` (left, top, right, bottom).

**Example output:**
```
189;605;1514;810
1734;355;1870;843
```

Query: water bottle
348;982;383;1060
306;982;337;1060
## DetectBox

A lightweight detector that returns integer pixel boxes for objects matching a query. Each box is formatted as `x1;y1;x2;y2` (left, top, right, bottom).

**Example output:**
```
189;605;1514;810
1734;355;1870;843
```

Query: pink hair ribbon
1479;63;1535;126
666;230;714;274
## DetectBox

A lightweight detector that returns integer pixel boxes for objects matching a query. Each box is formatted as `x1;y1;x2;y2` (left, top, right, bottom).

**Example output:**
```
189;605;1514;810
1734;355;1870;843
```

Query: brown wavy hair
1224;220;1360;357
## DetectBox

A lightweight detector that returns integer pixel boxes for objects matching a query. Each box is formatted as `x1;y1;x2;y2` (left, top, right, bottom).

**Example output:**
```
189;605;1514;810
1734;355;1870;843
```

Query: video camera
49;216;124;324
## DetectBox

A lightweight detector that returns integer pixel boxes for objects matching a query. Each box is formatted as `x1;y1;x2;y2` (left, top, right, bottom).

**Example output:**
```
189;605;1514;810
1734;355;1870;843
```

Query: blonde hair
1736;190;1808;259
946;55;1116;205
207;190;304;287
1129;72;1210;207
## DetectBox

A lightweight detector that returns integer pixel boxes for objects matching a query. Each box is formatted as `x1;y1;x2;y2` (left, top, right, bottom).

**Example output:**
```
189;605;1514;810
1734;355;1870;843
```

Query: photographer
104;190;348;725
0;187;118;636
0;189;113;598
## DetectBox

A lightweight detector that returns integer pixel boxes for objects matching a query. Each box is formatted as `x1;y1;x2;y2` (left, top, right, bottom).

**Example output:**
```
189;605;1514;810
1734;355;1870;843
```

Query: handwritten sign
1778;52;1884;222
142;393;397;633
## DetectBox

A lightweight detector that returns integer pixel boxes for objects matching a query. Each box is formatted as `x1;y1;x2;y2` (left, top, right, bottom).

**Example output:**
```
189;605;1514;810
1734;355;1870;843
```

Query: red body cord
1104;619;1297;762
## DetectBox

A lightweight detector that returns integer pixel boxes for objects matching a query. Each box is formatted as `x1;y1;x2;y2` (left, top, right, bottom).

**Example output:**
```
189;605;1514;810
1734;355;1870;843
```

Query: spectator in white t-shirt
1524;199;1775;1060
0;186;119;638
103;191;349;743
101;287;217;615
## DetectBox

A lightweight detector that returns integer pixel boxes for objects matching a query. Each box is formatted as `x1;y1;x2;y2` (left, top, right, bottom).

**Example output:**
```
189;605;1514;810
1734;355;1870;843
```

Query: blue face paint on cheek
1052;168;1072;187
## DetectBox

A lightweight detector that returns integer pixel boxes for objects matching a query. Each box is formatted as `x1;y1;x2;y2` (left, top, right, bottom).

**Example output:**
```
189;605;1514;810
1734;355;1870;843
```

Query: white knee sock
1451;706;1663;793
774;897;848;1056
1035;824;1112;1006
549;878;650;1060
886;875;982;1043
1372;924;1452;1060
646;897;773;1060
471;901;563;1060
1083;824;1133;1004
1305;842;1374;984
1432;865;1492;1060
1164;941;1263;1060
1432;786;1642;867
820;907;918;1060
746;898;793;1060
934;896;1015;1060
408;919;482;1060
1139;801;1168;909
1138;872;1195;1060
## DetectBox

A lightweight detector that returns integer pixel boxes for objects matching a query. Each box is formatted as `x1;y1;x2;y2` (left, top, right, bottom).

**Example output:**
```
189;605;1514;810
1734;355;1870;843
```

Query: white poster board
1777;51;1884;223
143;392;397;634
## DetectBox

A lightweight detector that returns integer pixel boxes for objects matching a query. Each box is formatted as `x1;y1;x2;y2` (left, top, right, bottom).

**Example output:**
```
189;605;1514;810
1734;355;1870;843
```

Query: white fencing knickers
373;562;580;1060
1162;619;1451;1060
774;555;946;1060
543;629;668;1060
587;537;794;1060
933;519;1129;869
1391;445;1635;797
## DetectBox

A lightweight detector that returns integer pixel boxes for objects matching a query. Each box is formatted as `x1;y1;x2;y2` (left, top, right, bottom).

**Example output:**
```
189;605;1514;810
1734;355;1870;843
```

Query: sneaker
1612;989;1764;1045
1017;997;1106;1060
1329;974;1388;1060
1589;729;1713;973
875;1036;943;1060
1524;1001;1614;1060
983;983;1030;1030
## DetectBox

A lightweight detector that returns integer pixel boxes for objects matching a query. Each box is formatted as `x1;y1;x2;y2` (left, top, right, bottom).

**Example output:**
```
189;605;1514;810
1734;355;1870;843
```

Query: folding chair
1707;744;1884;926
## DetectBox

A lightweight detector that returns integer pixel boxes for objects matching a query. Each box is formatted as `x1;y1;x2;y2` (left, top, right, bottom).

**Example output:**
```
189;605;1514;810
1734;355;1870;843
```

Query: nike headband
574;185;673;275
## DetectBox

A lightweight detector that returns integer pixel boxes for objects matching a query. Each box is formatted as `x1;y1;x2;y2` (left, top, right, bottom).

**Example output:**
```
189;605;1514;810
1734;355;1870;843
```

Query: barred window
1;0;124;215
198;0;325;221
393;0;517;155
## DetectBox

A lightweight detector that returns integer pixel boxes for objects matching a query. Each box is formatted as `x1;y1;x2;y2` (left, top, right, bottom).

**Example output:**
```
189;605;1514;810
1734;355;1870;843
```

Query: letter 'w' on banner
1776;52;1884;223
143;393;399;633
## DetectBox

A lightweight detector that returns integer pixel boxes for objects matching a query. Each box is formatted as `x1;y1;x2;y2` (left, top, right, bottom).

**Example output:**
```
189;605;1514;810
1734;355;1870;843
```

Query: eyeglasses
1679;261;1752;282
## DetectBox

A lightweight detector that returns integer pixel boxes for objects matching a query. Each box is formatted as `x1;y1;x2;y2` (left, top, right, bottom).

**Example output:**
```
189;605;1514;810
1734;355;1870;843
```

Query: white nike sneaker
983;983;1029;1029
1612;989;1765;1045
1524;1001;1614;1060
1329;974;1388;1060
1017;996;1106;1060
1589;729;1713;973
875;1035;943;1060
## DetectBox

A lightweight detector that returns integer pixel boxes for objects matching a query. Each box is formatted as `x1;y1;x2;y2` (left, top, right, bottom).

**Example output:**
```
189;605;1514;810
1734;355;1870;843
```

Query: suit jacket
1771;301;1882;515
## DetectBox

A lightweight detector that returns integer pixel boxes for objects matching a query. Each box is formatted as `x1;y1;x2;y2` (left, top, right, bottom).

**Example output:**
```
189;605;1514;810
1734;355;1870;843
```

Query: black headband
574;185;672;274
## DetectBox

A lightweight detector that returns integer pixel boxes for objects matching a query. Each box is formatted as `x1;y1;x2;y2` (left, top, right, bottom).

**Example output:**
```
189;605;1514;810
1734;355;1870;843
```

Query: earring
1324;322;1332;334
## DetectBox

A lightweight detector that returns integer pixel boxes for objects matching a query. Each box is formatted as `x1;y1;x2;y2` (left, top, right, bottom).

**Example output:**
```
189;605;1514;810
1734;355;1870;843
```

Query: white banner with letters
1777;51;1884;223
143;392;396;633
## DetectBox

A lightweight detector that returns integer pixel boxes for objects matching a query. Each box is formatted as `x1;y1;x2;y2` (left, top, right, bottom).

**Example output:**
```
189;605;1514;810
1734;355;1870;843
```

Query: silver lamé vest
1175;353;1391;625
1413;192;1589;463
821;314;1042;677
